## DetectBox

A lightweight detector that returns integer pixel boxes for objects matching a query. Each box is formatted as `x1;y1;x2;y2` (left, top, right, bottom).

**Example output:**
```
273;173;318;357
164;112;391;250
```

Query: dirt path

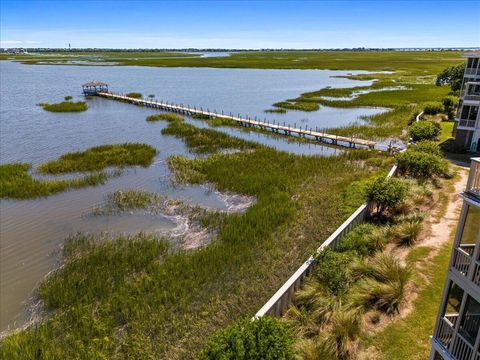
420;167;468;250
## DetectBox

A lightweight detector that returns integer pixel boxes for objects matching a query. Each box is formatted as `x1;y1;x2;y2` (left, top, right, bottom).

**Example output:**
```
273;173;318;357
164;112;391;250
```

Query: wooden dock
97;92;383;151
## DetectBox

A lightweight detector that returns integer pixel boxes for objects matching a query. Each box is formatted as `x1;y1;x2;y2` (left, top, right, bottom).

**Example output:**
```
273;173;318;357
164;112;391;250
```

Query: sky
1;0;479;49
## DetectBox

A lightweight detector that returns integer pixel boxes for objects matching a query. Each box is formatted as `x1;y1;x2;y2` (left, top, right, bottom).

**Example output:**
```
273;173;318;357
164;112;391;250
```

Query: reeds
40;101;88;112
0;163;106;199
146;112;184;122
37;143;157;174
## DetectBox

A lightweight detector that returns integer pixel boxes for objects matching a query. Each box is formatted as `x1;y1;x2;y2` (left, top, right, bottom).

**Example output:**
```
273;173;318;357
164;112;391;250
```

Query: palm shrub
350;253;411;314
409;121;440;141
199;317;295;360
365;176;407;216
391;219;423;246
319;309;362;360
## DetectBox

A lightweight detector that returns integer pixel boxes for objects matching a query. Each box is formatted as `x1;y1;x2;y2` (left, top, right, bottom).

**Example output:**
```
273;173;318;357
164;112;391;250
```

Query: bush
442;96;458;119
423;102;444;115
336;224;385;257
199;317;294;360
409;121;441;141
396;150;449;178
313;250;356;295
409;140;441;156
366;176;407;216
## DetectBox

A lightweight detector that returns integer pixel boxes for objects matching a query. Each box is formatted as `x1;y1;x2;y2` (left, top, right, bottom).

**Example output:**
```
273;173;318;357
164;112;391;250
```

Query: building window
459;105;479;127
459;204;480;251
458;295;480;345
467;57;479;70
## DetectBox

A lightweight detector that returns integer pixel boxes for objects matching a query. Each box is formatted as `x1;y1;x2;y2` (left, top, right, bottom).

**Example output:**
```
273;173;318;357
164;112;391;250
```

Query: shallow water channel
0;61;388;331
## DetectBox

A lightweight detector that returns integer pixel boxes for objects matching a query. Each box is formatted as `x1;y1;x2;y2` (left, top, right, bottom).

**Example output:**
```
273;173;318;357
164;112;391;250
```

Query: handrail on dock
95;92;395;152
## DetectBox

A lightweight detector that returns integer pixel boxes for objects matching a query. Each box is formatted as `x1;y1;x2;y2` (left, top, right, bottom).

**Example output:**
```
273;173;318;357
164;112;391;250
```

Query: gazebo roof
82;80;108;87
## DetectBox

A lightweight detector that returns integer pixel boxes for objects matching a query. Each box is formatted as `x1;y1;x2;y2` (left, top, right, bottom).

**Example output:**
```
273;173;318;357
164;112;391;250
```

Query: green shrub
313;250;356;295
396;150;448;178
442;96;458;119
336;224;385;257
126;92;142;99
64;96;72;101
409;140;441;156
199;317;294;360
366;176;407;216
423;102;443;115
409;121;440;141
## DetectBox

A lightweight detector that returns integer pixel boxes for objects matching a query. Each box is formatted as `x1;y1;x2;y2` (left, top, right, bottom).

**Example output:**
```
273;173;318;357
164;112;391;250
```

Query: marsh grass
40;101;88;112
206;117;240;127
37;143;156;174
126;92;142;99
0;124;389;358
94;190;163;215
0;163;107;199
265;108;287;114
161;121;259;154
146;112;184;122
273;101;320;112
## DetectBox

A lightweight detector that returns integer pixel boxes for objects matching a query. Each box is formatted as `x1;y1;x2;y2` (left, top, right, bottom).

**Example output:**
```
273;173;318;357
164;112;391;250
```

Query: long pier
97;92;388;151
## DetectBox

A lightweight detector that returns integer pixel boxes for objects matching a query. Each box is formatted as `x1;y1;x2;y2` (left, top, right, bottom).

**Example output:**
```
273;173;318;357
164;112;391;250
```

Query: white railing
254;165;397;318
466;158;480;199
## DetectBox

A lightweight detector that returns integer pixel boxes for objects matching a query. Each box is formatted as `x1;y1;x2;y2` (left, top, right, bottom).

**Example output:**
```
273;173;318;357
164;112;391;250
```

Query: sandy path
420;167;469;249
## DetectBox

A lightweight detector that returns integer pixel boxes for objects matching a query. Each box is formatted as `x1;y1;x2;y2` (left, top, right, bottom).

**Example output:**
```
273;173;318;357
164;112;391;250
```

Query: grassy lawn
362;239;452;359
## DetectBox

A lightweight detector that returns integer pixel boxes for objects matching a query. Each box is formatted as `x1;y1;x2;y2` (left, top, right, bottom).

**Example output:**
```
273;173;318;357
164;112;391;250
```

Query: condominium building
430;157;480;360
454;51;480;152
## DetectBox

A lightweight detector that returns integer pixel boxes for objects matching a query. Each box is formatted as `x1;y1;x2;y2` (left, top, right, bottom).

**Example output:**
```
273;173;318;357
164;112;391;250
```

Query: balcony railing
465;68;480;76
453;246;473;276
473;260;480;287
466;158;480;198
458;119;477;128
435;316;479;360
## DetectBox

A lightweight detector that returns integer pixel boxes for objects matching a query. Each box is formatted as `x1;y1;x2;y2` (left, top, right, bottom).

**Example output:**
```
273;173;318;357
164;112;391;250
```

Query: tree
366;176;407;216
200;317;295;360
435;64;465;92
396;150;449;178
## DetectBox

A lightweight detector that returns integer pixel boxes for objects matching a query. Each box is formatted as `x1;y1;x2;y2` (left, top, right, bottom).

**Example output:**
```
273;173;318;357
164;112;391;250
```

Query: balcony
465;67;480;77
466;158;480;199
462;82;480;102
435;315;480;360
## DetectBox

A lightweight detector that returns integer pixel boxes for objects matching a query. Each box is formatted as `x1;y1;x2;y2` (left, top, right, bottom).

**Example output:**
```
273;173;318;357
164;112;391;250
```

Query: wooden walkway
97;92;382;151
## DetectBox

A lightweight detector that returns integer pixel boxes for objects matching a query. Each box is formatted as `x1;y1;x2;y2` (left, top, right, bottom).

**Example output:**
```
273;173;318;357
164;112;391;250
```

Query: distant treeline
2;47;477;53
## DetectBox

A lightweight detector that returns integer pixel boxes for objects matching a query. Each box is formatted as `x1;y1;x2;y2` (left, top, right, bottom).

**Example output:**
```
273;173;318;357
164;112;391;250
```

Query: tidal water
0;60;387;331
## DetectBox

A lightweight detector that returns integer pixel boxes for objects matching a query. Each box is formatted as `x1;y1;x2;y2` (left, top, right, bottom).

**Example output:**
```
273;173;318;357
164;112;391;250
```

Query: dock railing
254;164;398;318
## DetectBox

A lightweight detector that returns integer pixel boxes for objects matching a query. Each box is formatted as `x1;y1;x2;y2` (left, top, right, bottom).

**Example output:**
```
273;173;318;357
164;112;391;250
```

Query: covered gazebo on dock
82;80;108;95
